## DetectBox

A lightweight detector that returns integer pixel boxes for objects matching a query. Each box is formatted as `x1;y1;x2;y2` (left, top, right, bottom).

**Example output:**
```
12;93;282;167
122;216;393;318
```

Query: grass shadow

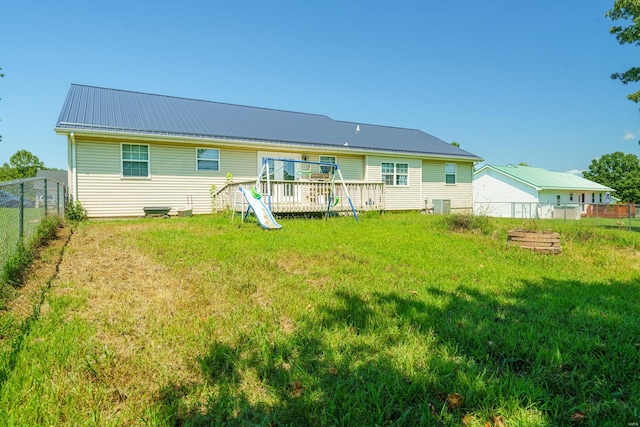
154;277;640;426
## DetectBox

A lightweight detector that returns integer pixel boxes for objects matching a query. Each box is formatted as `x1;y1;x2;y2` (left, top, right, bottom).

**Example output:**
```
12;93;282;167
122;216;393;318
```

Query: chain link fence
473;201;638;228
0;178;67;266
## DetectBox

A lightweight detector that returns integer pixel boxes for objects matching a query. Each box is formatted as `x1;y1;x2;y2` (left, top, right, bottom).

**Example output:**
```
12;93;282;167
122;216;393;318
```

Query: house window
396;163;408;185
556;195;561;206
445;163;457;184
197;148;220;171
122;144;149;177
319;156;336;174
381;162;409;186
591;193;595;203
599;193;603;203
569;193;574;201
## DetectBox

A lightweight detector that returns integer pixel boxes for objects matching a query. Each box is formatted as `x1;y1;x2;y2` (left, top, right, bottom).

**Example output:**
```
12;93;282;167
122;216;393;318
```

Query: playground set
233;158;359;229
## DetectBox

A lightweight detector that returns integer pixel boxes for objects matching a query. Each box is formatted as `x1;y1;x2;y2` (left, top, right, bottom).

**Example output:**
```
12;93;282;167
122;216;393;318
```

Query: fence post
44;179;48;215
64;186;68;217
19;182;25;240
57;182;61;216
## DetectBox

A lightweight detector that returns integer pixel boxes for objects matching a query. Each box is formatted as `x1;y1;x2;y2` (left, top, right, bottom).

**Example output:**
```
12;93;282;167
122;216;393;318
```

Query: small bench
143;207;171;218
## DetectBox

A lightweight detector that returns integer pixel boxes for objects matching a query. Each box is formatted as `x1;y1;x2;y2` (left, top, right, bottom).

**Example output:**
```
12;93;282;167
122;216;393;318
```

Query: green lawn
0;212;639;426
0;207;48;265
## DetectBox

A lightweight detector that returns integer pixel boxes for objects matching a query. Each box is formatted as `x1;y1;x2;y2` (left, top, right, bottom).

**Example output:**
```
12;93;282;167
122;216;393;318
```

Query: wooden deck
212;180;385;214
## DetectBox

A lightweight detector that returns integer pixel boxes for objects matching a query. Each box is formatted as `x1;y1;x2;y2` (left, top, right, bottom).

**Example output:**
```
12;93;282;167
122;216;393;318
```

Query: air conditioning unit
433;199;451;214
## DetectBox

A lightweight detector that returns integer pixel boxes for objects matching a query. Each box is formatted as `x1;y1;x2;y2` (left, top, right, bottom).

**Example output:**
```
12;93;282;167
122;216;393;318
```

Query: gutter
54;127;483;163
70;132;78;201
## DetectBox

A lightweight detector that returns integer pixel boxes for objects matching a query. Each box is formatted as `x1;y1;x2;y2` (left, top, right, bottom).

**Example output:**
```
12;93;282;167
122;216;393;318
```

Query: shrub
1;215;62;289
66;200;87;222
0;242;33;288
442;213;493;234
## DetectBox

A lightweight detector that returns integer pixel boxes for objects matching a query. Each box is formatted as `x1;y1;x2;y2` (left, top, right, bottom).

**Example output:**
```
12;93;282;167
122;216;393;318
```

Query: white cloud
566;169;583;176
624;131;636;140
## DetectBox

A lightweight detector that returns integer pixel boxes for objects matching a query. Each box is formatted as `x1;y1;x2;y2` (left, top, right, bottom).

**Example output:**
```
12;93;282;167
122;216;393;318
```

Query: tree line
0;149;56;182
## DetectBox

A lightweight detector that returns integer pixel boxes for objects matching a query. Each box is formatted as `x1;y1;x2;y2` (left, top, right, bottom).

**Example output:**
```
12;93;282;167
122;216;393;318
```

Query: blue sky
1;0;638;174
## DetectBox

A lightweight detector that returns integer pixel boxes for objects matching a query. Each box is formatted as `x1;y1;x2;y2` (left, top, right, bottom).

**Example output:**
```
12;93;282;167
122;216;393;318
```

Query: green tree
451;141;460;147
607;1;640;103
582;151;640;202
0;150;45;181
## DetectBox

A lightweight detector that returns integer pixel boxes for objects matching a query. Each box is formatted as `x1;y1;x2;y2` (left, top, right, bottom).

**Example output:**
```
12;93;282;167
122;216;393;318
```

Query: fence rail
0;177;68;266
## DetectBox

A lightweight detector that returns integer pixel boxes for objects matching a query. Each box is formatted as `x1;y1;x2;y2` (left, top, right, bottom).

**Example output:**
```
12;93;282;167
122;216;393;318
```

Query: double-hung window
319;155;336;174
445;163;457;184
197;148;220;171
381;162;409;186
122;144;149;177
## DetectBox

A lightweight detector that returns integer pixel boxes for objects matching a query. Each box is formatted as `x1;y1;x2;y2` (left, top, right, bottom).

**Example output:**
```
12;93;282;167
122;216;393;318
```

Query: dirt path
5;223;72;320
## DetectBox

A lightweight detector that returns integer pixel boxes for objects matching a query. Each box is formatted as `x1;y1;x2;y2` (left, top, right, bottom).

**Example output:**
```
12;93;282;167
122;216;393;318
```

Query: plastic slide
239;186;282;230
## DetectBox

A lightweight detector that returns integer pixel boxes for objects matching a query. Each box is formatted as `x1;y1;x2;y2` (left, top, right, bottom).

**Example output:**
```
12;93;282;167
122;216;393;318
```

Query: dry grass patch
47;222;237;423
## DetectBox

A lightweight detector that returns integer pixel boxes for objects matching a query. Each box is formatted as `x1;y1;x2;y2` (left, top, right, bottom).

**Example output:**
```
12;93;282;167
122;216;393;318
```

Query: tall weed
441;213;493;234
1;215;63;290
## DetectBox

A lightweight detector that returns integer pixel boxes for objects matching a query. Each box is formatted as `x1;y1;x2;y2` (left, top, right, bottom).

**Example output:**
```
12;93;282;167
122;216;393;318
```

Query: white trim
70;132;78;201
445;163;457;185
121;143;150;179
381;161;409;187
319;155;337;174
196;147;220;172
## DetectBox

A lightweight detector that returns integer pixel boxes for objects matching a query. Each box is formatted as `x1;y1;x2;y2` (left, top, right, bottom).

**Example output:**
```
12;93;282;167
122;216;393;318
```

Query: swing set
256;157;359;222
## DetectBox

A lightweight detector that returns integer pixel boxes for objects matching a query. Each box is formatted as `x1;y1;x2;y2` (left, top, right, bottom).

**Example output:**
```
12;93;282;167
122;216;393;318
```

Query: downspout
70;132;78;201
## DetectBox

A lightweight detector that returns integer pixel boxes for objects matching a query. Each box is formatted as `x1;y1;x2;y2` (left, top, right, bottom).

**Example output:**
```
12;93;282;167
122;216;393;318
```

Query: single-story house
55;84;482;218
473;164;615;219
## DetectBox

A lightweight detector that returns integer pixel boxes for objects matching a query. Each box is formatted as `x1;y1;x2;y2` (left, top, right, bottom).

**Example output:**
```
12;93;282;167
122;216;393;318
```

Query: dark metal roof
56;84;482;160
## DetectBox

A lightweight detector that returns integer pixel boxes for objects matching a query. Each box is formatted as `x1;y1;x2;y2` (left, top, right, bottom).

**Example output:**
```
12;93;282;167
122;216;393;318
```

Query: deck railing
212;180;385;214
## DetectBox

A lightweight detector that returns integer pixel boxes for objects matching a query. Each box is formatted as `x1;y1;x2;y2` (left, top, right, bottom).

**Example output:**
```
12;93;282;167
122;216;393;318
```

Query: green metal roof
480;164;614;192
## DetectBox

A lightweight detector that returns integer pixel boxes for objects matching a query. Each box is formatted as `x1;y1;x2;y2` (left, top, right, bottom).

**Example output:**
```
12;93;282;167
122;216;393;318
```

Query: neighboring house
55;84;482;218
34;169;68;207
473;164;614;219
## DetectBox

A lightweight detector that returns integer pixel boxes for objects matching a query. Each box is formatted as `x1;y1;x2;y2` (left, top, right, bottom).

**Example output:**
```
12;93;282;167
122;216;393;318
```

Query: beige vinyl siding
151;143;257;180
367;156;422;210
457;163;473;184
422;182;473;210
332;154;364;180
300;153;365;180
422;160;473;184
220;148;258;180
422;160;474;210
75;139;256;217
